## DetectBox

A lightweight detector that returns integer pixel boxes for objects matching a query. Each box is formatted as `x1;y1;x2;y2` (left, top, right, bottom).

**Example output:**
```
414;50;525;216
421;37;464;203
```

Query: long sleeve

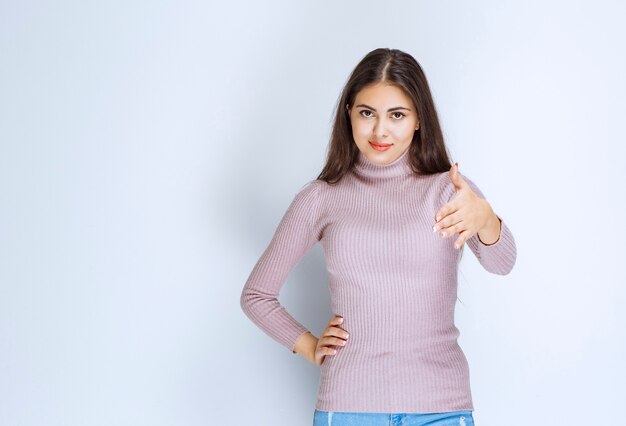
240;180;323;353
439;171;517;275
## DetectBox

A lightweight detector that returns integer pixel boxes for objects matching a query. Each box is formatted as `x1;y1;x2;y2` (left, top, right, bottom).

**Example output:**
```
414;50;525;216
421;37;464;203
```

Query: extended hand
433;163;498;249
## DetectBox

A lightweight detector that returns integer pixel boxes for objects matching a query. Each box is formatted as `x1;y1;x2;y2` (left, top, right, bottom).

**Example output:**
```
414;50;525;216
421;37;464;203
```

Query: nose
373;118;388;139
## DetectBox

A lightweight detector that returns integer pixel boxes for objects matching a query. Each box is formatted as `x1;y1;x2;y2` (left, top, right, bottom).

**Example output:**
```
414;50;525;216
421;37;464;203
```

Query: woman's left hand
433;163;500;249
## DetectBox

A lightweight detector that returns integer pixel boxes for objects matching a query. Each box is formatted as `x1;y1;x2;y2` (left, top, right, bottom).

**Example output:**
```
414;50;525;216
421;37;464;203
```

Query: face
347;82;419;165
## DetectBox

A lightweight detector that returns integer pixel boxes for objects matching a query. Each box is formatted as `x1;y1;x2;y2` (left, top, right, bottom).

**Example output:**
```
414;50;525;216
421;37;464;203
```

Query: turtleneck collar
352;147;415;179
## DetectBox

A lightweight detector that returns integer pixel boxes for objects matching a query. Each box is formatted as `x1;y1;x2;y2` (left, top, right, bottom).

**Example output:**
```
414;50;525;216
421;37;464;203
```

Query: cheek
351;122;370;138
391;124;415;140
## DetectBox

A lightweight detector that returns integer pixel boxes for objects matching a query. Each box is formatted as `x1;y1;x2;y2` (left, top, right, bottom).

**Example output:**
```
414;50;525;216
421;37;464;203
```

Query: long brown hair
317;48;453;184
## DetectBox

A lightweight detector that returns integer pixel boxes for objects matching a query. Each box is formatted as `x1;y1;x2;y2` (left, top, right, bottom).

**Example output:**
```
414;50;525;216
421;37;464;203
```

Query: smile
369;141;393;151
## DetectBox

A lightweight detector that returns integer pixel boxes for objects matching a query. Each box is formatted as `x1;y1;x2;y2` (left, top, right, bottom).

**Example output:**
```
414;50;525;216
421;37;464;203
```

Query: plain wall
1;1;624;425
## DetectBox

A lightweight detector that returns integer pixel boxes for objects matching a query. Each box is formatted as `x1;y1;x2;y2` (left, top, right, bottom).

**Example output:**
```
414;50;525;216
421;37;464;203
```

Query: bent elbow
240;286;255;317
492;264;514;276
240;285;274;320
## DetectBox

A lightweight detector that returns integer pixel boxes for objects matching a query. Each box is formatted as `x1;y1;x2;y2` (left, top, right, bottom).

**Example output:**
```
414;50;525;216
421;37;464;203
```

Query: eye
359;110;374;118
392;112;406;120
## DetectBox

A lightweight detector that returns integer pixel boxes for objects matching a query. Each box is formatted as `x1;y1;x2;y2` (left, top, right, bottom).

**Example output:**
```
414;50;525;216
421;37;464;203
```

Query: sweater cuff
291;330;311;354
468;214;517;275
477;215;502;246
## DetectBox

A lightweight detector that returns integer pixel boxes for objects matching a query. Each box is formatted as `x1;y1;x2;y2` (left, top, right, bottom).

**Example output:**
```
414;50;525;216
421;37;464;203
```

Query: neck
352;148;415;180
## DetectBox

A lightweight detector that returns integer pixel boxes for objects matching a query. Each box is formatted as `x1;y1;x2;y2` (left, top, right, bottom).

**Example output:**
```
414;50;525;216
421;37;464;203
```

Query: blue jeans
312;409;474;426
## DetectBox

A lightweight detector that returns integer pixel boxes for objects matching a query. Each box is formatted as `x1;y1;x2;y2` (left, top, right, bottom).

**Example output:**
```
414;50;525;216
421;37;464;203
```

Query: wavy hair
317;48;454;184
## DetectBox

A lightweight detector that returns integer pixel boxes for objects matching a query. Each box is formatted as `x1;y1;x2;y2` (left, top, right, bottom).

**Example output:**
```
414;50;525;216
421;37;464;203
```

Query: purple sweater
240;147;517;413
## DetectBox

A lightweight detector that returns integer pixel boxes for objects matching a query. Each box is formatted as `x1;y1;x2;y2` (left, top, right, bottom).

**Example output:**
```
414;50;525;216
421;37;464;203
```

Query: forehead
354;82;412;105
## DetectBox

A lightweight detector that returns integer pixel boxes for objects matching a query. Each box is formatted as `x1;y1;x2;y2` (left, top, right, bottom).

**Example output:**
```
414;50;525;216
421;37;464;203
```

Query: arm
240;180;323;354
440;172;517;275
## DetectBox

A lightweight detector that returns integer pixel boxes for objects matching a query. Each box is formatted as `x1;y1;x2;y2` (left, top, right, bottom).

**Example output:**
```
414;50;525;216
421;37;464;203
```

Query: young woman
240;48;517;426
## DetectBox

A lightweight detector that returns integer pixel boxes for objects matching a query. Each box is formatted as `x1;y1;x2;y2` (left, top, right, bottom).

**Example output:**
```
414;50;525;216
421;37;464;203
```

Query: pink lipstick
369;141;392;152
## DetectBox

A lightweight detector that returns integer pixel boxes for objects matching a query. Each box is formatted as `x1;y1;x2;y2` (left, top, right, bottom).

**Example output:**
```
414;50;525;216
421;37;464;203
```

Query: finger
320;335;347;347
449;163;461;191
317;344;337;356
445;216;472;240
450;162;470;190
324;346;338;355
435;200;460;223
437;213;464;238
433;209;462;234
328;326;349;340
454;229;472;250
440;222;460;239
329;315;343;326
453;237;464;250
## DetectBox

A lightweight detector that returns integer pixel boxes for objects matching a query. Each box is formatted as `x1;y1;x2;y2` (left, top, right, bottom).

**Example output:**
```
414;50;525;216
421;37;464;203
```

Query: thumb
449;162;467;191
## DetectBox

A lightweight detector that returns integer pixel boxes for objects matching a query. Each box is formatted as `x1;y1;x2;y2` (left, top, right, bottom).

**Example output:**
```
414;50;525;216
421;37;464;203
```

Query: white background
1;1;624;425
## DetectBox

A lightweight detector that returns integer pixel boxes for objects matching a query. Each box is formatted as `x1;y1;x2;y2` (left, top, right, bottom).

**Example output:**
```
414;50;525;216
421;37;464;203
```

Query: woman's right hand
314;315;350;366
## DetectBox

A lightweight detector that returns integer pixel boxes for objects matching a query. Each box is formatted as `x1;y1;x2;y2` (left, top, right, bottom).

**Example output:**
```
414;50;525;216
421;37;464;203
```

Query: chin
366;151;394;164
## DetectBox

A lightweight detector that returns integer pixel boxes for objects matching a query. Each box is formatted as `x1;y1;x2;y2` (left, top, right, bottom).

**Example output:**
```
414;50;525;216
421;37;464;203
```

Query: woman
240;48;517;426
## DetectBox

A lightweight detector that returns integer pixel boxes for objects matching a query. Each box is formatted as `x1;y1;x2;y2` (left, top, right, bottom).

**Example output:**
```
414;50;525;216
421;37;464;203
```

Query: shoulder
295;179;324;197
295;178;335;198
435;170;451;186
435;170;452;191
288;179;327;210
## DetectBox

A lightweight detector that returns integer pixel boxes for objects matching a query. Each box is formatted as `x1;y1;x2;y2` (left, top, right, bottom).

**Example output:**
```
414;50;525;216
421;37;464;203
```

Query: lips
369;141;392;151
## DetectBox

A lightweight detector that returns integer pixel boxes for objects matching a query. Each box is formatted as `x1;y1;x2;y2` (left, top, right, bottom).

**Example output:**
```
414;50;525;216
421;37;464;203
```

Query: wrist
293;331;318;364
478;210;501;246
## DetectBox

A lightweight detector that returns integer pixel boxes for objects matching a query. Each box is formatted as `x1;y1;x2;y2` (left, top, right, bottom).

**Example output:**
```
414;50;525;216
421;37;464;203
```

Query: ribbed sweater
240;147;517;413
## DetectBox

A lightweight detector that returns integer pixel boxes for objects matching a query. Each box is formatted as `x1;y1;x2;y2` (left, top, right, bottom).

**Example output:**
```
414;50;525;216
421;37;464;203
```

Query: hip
312;409;474;426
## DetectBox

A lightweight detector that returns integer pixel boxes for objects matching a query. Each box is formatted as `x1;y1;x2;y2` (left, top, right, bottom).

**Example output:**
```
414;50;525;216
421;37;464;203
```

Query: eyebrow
354;103;411;112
